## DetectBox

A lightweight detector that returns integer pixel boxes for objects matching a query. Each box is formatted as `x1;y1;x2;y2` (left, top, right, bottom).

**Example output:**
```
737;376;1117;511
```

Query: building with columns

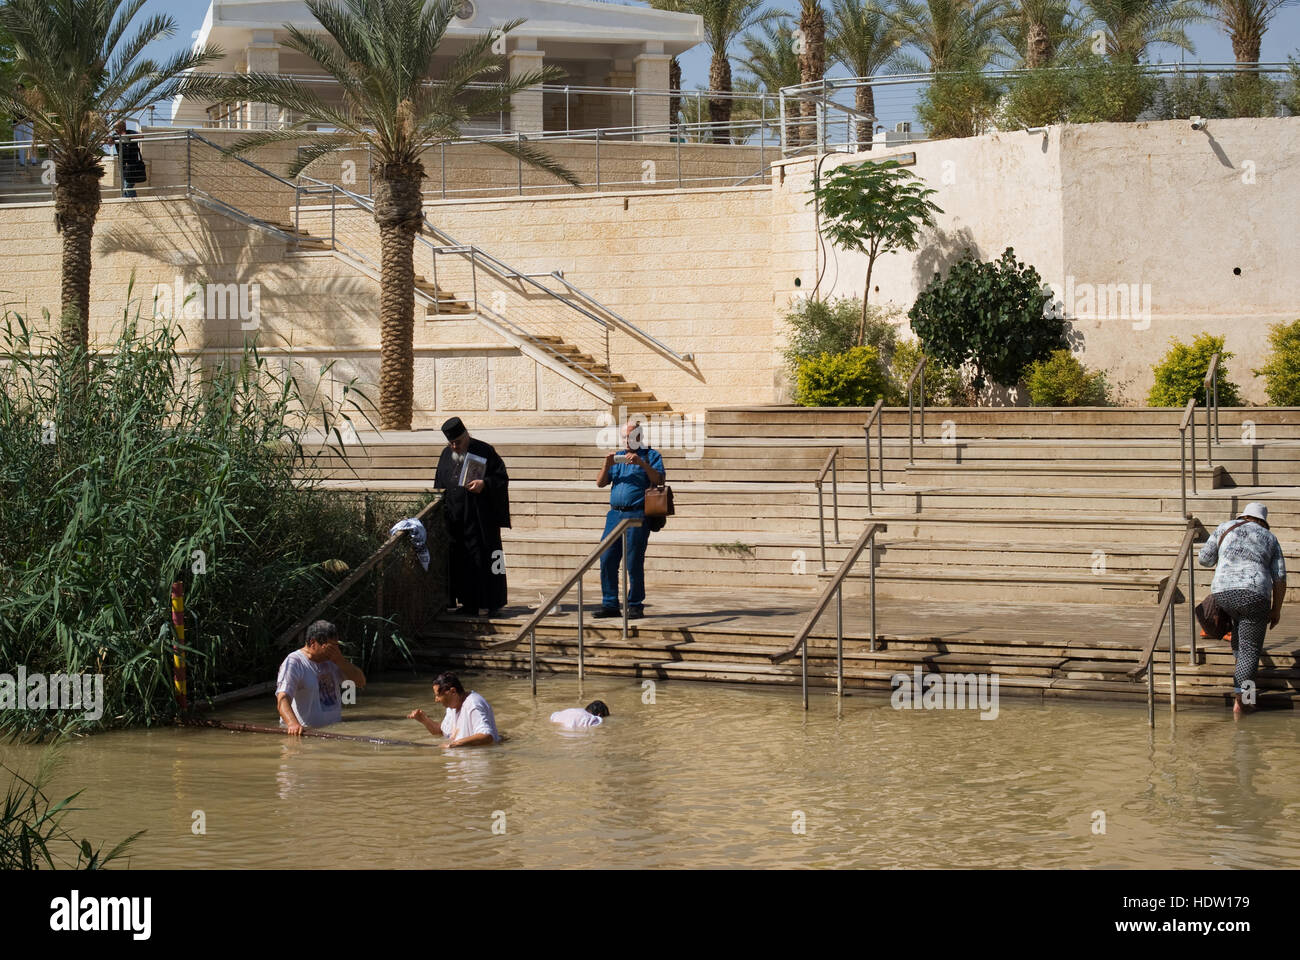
175;0;703;136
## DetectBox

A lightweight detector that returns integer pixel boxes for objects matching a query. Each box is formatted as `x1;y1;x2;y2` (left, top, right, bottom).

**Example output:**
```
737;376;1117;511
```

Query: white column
245;31;281;130
634;50;672;142
508;41;546;134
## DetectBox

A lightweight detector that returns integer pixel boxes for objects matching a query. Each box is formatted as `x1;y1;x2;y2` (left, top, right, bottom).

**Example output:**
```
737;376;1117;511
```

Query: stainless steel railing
814;448;841;569
1127;517;1201;726
485;517;643;696
906;356;926;465
773;521;888;710
863;398;885;514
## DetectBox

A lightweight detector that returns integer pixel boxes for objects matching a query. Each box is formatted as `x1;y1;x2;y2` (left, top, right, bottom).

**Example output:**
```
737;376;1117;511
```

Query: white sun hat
1239;502;1268;524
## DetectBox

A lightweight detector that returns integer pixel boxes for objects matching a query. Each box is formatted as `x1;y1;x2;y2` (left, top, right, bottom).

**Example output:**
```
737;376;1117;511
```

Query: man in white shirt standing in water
550;700;609;730
276;620;367;735
408;672;500;748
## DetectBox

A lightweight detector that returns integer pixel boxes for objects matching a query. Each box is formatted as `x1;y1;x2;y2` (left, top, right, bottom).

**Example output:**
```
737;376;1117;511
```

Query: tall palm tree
1000;0;1091;67
0;0;223;361
889;0;1008;72
680;0;784;142
797;1;828;146
739;20;802;141
828;0;905;148
1202;0;1288;65
217;0;578;431
1084;0;1205;63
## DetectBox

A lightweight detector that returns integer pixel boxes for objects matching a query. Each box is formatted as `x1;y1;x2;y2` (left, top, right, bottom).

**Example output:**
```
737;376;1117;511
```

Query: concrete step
905;462;1228;490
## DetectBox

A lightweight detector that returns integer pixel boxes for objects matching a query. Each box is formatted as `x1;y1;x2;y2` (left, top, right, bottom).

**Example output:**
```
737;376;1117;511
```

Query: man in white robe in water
408;671;500;748
275;620;367;735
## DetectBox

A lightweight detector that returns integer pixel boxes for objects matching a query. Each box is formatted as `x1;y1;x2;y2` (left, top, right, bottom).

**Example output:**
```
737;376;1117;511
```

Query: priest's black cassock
435;430;511;611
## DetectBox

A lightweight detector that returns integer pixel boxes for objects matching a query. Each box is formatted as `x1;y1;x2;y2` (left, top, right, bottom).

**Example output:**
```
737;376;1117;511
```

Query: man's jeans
600;508;650;609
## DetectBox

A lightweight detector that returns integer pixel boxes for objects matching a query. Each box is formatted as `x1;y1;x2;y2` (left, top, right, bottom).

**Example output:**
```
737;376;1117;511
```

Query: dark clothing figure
435;432;510;611
114;130;145;198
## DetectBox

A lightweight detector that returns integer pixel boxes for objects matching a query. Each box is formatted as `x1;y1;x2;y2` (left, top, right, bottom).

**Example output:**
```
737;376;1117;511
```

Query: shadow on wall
96;201;380;421
913;225;978;293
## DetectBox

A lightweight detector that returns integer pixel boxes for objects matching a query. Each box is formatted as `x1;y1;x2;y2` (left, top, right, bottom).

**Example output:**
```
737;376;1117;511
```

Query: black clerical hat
441;417;467;441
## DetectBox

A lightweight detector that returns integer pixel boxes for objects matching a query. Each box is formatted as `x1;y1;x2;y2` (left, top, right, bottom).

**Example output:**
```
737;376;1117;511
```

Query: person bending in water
408;671;500;748
550;700;609;730
276;620;366;736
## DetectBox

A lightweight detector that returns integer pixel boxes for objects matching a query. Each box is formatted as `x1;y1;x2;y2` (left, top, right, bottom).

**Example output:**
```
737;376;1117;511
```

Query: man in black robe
435;417;511;616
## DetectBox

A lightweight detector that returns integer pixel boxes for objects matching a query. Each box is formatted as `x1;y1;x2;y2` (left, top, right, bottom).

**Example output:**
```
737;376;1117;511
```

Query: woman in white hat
1198;502;1287;715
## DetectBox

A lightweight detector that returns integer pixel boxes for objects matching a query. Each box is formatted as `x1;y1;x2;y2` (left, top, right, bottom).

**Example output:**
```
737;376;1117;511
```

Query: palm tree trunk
855;83;876;150
1026;20;1051;68
669;56;682;136
1231;31;1261;66
373;166;424;431
54;163;103;388
798;3;826;148
709;53;732;144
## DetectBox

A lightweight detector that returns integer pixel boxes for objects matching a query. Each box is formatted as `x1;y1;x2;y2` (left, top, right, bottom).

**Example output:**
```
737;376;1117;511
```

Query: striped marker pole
171;581;189;713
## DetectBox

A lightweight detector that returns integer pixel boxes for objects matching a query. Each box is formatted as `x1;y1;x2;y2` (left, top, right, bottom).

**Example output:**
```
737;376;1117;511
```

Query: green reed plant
0;303;436;738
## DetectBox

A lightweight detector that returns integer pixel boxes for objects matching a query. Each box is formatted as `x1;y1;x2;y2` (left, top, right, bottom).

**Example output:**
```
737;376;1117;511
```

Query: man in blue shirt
594;419;665;619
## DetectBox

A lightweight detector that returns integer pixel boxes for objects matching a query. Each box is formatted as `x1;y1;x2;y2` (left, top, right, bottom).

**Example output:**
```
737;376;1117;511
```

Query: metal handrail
548;272;695;367
815;448;841;567
863;399;885;514
773;521;888;710
1204;351;1221;459
906;356;926;465
1128;517;1200;726
1179;397;1199;516
485;517;643;695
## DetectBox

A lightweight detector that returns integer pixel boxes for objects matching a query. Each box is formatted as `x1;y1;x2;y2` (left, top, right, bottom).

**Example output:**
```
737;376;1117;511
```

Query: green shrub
1253;319;1300;405
1070;58;1158;123
782;296;900;368
1147;333;1242;406
999;67;1077;128
1025;349;1110;406
890;338;969;406
795;346;893;407
908;246;1064;392
917;68;1003;140
1154;72;1224;120
1219;72;1279;118
1284;58;1300;116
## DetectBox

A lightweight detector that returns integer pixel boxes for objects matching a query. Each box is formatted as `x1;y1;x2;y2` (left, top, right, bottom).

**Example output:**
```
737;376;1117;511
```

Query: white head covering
1239;502;1268;524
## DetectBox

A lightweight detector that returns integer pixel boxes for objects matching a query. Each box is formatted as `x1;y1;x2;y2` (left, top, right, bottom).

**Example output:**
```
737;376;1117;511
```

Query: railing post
1213;376;1220;444
836;585;844;701
818;481;827;571
1168;607;1177;713
595;129;601;191
1180;427;1188;517
1187;539;1197;666
802;637;808;711
330;185;336;249
518;132;524;196
869;534;877;653
831;454;840;544
1147;663;1155;727
1205;380;1213;469
676;132;682;187
877;417;884;494
530;626;537;696
919;365;925;444
759;96;766;180
1190;408;1198;496
441;141;446;200
577;576;585;682
186;130;192;195
864;426;873;515
908;393;915;465
621;525;629;641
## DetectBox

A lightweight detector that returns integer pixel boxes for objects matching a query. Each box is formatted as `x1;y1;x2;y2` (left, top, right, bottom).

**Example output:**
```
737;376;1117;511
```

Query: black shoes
592;606;621;618
628;606;645;619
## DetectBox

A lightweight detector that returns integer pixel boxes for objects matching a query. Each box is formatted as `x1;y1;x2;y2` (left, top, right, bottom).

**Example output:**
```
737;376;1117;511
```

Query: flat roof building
175;0;704;136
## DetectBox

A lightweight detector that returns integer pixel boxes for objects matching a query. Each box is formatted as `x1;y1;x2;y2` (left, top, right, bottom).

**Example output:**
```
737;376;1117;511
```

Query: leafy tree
827;0;906;148
739;19;802;139
0;0;224;368
889;0;1007;72
998;0;1092;68
1285;56;1300;115
1147;333;1241;406
1083;0;1205;64
812;158;942;345
1253;319;1300;406
918;65;1004;136
216;0;578;431
908;246;1064;392
678;0;785;143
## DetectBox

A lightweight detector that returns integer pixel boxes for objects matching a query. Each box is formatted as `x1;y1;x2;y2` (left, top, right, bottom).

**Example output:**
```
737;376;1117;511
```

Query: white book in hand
458;453;488;486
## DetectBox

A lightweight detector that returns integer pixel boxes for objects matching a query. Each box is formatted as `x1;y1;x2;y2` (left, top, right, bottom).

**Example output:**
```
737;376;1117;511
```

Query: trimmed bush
1025;349;1110;406
1147;333;1242;406
782;295;900;369
795;346;893;407
908;247;1064;392
1253;319;1300;406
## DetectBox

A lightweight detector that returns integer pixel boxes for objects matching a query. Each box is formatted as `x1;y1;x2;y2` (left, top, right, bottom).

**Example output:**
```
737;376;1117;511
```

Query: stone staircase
307;407;1300;707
